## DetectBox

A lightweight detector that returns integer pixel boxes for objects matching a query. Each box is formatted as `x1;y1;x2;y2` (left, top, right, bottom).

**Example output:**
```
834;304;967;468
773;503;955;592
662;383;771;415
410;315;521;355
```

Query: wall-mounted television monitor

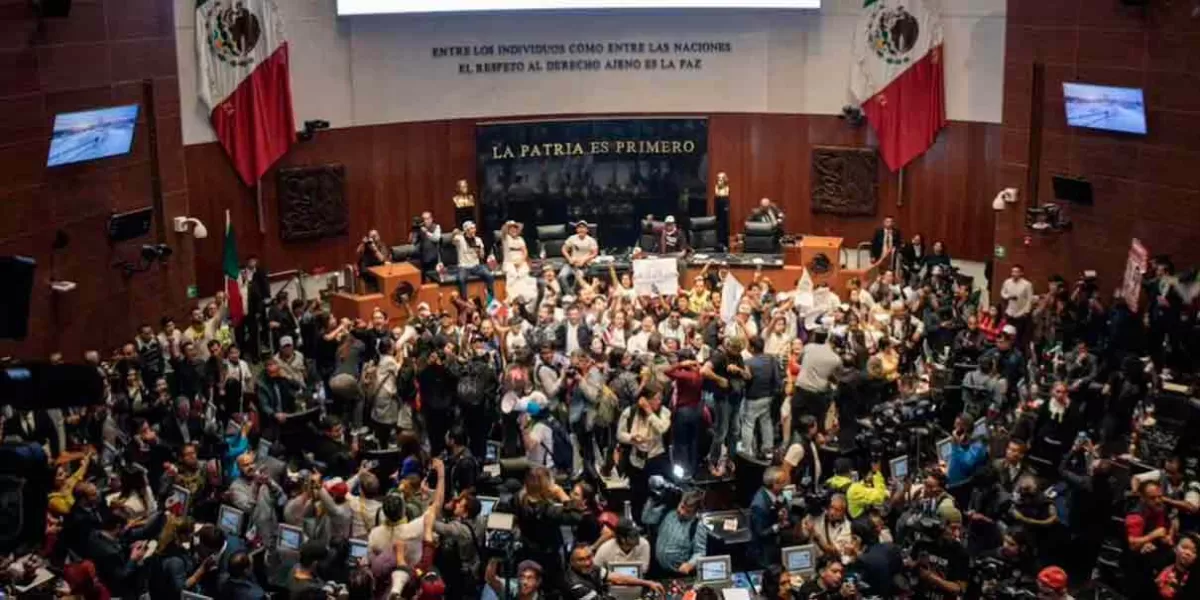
47;105;139;167
338;0;820;15
1063;83;1147;135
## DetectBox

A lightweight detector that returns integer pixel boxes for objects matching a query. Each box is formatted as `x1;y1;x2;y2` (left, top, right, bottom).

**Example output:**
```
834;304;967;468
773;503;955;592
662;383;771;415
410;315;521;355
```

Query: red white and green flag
223;210;246;326
196;0;296;186
851;0;946;172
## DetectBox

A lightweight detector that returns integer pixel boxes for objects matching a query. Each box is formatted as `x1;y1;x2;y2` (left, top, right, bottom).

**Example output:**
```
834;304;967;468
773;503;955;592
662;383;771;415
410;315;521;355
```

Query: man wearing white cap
559;220;598;296
446;220;495;300
274;335;307;388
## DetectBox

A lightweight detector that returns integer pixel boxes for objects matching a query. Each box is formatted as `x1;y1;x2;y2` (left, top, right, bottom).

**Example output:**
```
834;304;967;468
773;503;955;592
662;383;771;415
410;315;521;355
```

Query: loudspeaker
33;0;72;18
0;256;36;340
1052;175;1093;205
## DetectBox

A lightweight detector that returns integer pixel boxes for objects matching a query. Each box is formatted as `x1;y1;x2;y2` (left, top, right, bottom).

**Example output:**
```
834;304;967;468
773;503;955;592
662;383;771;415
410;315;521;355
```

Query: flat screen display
783;546;814;573
338;0;819;15
1063;83;1147;135
47;105;138;167
698;557;730;582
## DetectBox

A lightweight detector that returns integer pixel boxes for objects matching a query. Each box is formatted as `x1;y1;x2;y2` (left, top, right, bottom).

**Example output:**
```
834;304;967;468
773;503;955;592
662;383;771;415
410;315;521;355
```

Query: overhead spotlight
839;105;865;127
298;119;331;142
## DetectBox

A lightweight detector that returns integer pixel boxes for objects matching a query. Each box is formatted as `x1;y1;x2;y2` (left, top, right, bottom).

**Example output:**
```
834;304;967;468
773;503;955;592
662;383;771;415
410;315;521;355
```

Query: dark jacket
870;227;902;262
220;575;267;600
749;487;784;568
555;321;593;353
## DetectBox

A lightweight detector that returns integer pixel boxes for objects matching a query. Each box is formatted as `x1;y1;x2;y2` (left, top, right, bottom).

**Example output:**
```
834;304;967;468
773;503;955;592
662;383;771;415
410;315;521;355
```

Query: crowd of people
3;213;1200;600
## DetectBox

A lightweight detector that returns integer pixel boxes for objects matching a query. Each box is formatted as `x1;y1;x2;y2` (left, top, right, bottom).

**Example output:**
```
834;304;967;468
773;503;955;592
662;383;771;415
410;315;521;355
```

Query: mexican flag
196;0;296;186
223;210;246;326
850;0;946;172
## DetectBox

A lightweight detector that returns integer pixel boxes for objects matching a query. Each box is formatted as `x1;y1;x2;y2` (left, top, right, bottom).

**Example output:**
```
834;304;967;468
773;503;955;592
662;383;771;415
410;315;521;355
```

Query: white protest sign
633;257;679;296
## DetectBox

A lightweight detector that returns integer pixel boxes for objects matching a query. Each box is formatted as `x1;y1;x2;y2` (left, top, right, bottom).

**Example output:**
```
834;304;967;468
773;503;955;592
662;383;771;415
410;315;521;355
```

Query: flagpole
256;177;266;234
897;166;905;207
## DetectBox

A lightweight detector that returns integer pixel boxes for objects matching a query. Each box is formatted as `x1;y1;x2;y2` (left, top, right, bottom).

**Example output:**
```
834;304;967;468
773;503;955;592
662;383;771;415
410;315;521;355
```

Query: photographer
909;508;969;600
750;466;792;568
961;356;1007;418
845;517;904;598
356;229;388;292
1058;436;1114;581
795;556;857;599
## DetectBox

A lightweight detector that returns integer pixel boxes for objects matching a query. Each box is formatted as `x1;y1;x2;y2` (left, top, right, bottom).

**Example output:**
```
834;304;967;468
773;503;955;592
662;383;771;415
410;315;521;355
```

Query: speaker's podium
785;236;843;288
329;263;421;324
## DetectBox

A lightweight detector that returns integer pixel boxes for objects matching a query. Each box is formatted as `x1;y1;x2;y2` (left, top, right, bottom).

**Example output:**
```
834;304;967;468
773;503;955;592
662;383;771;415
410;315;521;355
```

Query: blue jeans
706;391;740;463
558;263;584;296
457;264;495;300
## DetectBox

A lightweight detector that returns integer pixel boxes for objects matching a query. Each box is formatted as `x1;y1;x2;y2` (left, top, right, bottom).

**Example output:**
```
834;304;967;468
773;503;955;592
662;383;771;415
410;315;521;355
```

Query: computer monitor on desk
696;555;733;590
782;545;816;580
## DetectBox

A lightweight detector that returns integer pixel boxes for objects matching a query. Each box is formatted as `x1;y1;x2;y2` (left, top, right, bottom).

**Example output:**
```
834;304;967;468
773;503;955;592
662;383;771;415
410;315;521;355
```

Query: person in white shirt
594;519;652;571
626;316;656;356
446;221;495;300
1001;264;1034;344
559;221;599;296
657;310;688;345
617;385;672;517
502;220;538;309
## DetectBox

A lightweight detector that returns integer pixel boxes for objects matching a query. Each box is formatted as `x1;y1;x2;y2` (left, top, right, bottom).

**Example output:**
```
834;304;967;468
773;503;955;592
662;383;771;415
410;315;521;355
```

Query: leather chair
390;244;417;263
639;220;664;252
537;224;569;257
688;216;718;252
742;221;781;254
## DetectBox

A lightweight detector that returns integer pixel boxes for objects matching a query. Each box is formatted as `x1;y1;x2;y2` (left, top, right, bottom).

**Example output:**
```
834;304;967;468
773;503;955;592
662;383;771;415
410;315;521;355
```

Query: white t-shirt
564;235;598;262
594;537;652;570
503;234;527;269
526;422;554;467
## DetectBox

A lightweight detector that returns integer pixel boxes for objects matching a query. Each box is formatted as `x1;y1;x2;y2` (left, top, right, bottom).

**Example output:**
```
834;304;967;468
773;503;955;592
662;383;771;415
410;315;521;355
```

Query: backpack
541;417;574;472
457;367;484;406
593;384;620;428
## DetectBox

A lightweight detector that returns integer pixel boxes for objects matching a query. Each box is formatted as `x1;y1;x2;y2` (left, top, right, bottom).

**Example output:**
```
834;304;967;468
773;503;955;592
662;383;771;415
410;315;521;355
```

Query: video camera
973;557;1036;600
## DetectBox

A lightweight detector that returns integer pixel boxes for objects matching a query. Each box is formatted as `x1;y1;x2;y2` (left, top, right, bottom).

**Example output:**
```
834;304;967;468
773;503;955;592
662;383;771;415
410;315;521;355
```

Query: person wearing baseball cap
559;220;598;296
1036;566;1072;599
912;500;969;599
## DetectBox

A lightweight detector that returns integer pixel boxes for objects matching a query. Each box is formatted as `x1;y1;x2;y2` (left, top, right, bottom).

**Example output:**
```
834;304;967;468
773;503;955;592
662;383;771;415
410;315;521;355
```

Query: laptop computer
477;495;499;517
348;538;369;565
889;455;910;482
695;555;733;590
278;523;305;553
782;544;816;581
973;417;988;439
936;436;954;463
608;562;643;600
217;505;245;537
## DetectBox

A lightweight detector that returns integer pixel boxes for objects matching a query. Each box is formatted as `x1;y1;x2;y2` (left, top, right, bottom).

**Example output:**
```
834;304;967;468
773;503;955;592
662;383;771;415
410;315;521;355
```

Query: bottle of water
623;500;633;521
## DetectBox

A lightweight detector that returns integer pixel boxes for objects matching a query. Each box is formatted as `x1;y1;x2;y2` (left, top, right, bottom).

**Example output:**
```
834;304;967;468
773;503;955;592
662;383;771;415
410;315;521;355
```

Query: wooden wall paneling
186;115;1002;297
0;0;190;359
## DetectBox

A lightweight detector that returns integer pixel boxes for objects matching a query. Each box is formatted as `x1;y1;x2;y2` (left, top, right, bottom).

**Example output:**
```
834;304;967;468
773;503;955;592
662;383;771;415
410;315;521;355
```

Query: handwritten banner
633;257;680;296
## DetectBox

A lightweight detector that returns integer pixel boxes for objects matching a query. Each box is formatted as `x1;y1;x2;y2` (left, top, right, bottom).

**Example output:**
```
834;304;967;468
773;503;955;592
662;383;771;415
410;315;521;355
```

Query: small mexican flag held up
196;0;296;187
850;0;946;172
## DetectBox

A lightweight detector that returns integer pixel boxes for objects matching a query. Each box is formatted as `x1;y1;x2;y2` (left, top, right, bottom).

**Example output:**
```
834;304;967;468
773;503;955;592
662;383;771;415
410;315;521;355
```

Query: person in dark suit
869;215;902;266
748;197;785;228
749;466;791;568
1028;381;1084;474
159;397;208;452
9;409;59;455
239;255;271;358
555;305;593;355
